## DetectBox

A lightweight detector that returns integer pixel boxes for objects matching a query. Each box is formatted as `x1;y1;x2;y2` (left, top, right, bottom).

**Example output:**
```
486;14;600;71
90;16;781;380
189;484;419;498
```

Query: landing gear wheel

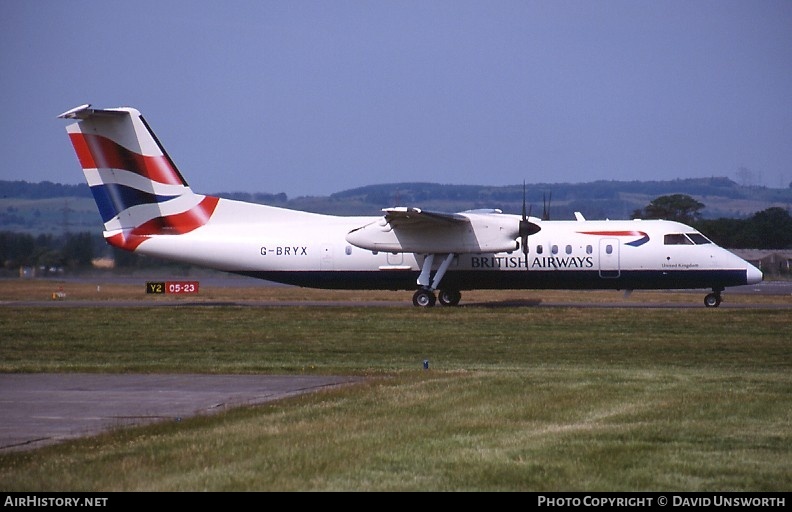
413;289;436;307
704;292;722;308
438;289;462;306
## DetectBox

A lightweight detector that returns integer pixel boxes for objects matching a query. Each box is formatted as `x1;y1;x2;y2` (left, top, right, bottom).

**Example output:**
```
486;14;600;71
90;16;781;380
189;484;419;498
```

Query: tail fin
58;104;218;250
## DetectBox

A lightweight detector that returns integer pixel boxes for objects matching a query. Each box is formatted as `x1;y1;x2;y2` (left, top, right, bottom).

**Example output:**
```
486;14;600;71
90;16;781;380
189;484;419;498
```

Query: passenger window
345;246;352;255
536;245;543;254
565;245;572;254
551;245;558;254
586;245;593;254
606;245;613;255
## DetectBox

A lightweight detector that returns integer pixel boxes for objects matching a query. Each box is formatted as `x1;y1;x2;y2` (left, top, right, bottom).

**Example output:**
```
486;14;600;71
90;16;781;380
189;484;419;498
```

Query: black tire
438;289;461;306
413;289;436;307
704;293;721;308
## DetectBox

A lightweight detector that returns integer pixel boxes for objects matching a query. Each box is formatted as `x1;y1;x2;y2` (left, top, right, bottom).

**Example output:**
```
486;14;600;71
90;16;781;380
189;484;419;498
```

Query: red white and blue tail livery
59;104;218;251
60;104;763;307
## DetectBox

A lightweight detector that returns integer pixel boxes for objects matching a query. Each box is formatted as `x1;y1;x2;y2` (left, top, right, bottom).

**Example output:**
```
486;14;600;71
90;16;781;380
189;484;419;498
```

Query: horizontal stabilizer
58;104;129;120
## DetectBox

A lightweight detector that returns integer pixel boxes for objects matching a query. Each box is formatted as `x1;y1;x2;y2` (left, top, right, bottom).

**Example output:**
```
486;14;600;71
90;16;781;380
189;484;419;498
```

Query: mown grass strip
0;304;790;491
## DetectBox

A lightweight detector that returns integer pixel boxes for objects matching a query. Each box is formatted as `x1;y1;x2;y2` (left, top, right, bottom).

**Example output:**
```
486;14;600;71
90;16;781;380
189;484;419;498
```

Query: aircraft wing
346;207;519;254
381;207;471;227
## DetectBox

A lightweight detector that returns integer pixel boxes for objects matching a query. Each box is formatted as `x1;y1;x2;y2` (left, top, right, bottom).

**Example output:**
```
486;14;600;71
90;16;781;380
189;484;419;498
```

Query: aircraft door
598;238;620;278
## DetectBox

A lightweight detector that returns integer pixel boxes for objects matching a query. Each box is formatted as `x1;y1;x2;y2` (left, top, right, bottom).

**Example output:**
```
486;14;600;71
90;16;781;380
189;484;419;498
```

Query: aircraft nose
746;263;763;285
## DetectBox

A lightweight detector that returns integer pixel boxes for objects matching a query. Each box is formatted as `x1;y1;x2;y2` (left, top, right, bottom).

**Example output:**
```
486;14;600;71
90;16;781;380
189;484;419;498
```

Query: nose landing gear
704;289;723;308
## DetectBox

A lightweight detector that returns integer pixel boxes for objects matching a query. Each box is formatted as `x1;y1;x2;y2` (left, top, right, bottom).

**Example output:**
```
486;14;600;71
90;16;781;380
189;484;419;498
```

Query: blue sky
1;1;790;198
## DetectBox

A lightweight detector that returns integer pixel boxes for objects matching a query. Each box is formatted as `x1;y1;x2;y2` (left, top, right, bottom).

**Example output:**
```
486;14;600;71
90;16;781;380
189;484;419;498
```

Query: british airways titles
472;255;594;269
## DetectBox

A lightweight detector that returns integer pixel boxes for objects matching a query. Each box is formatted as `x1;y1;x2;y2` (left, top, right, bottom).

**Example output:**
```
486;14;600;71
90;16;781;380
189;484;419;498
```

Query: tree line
632;194;792;249
0;231;187;276
1;231;96;274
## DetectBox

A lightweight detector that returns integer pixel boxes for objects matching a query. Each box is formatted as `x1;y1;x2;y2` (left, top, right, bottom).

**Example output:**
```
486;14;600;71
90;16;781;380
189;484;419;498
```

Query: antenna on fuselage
542;191;552;221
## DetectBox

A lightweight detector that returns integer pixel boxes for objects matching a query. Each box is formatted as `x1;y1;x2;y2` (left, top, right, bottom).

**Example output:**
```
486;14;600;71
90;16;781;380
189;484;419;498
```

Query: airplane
58;104;763;308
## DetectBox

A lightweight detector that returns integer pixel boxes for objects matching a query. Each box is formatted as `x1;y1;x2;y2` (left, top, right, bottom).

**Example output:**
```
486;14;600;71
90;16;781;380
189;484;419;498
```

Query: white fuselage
132;197;762;292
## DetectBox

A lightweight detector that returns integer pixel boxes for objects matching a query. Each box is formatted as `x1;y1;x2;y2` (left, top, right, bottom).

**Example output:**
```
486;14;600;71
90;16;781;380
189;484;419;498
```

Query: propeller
518;182;541;268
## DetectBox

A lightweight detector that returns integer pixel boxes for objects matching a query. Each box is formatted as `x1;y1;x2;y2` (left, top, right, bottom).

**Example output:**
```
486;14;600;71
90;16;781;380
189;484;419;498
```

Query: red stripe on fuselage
68;132;184;185
578;231;646;237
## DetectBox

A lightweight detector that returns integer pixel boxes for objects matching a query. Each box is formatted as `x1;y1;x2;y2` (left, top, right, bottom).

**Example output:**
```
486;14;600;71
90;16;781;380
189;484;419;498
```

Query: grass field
1;279;790;491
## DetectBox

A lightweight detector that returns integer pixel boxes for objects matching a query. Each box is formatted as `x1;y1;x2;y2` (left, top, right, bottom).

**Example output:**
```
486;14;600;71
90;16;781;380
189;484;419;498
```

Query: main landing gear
412;288;462;307
412;253;461;307
412;288;436;307
704;288;723;308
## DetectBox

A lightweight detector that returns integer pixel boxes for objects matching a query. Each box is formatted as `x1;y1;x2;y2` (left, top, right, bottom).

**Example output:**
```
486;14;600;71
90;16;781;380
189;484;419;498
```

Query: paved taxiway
0;373;364;453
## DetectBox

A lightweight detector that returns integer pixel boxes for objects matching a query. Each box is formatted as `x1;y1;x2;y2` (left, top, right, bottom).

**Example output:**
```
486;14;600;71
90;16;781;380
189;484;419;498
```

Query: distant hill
322;177;792;219
0;180;91;199
2;177;791;235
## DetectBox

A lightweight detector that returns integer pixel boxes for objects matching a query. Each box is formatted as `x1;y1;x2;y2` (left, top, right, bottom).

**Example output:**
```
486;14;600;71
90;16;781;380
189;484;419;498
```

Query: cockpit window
687;233;712;244
664;234;693;245
664;233;713;245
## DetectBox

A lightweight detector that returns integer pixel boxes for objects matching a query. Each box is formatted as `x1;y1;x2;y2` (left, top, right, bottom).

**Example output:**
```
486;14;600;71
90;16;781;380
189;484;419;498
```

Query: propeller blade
518;181;541;268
